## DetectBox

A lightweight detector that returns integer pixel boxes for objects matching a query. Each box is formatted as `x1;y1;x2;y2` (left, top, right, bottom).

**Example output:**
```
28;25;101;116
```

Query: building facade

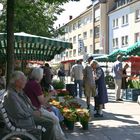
108;0;140;53
52;0;115;73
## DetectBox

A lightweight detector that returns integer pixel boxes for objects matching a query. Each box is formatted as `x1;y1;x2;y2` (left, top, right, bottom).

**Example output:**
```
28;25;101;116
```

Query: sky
55;0;92;27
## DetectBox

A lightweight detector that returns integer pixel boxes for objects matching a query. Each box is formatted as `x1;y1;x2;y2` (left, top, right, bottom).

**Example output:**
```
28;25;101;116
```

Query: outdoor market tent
95;41;140;62
126;41;140;56
0;32;72;61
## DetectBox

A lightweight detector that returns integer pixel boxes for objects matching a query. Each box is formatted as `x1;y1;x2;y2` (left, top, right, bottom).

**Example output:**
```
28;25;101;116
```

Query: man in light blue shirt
112;55;123;101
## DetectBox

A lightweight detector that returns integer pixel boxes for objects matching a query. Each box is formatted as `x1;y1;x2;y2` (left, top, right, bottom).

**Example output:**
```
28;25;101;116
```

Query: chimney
69;15;73;20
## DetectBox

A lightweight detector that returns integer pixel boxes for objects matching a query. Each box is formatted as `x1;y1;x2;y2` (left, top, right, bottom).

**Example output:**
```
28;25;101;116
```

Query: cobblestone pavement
65;89;140;140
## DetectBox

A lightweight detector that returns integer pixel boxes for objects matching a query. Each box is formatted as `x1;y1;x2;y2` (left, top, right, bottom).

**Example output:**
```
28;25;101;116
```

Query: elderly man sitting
3;71;57;140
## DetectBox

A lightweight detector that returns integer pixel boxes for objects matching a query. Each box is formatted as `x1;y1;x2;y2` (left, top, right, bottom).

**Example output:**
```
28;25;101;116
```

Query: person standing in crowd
24;67;66;140
83;56;96;109
112;55;123;101
3;71;56;140
58;67;65;82
121;63;129;98
70;59;84;98
90;60;108;117
41;63;53;92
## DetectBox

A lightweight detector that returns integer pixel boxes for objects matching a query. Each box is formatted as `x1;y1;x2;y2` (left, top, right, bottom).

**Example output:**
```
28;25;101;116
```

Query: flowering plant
63;95;73;101
49;99;63;109
56;89;69;96
76;109;90;124
62;107;77;122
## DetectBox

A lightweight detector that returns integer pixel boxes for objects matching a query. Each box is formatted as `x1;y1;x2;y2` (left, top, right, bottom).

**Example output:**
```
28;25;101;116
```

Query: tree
3;0;80;87
1;0;65;37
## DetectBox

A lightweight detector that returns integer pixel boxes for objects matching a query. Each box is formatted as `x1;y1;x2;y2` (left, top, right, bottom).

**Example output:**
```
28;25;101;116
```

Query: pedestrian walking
70;59;84;98
90;60;108;117
57;67;65;82
83;56;96;109
112;55;123;101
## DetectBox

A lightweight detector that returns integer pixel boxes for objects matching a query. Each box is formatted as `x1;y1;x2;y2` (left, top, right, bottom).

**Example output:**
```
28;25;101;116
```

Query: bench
0;98;46;140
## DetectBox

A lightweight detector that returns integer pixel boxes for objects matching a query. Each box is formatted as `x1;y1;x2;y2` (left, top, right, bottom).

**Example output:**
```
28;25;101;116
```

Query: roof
0;32;72;61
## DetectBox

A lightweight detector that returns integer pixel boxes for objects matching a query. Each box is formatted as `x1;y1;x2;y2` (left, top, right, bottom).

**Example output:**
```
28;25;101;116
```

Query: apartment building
52;0;115;73
108;0;140;53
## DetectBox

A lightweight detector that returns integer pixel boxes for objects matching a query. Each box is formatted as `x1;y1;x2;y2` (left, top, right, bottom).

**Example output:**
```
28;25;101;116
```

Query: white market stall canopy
0;32;72;61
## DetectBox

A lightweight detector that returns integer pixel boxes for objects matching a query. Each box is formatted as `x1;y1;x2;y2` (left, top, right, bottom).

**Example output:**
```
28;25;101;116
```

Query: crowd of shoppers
1;54;132;139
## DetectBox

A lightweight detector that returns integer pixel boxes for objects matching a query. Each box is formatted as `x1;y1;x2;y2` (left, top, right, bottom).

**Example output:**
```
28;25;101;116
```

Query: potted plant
62;108;77;130
76;109;90;130
52;80;65;89
125;77;140;101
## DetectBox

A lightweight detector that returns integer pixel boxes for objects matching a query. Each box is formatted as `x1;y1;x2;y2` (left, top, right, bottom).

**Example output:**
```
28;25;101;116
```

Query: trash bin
66;84;75;97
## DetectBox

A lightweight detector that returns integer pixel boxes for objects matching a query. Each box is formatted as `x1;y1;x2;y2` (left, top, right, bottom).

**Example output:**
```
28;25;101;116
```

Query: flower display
56;89;70;96
48;95;90;130
76;109;90;124
49;99;63;109
62;108;77;122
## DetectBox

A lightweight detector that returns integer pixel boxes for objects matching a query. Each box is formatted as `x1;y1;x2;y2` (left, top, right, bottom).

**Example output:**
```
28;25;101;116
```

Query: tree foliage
0;0;80;37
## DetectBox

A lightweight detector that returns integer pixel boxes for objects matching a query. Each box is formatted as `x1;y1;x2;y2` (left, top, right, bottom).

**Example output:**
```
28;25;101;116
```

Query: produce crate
123;89;140;101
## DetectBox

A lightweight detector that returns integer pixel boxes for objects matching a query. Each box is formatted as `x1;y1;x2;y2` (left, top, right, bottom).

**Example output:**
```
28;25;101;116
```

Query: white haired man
112;55;123;101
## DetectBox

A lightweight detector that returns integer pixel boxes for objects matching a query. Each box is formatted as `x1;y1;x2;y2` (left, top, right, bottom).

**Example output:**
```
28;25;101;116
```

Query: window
135;9;140;21
121;35;128;46
65;26;68;33
73;23;77;30
73;36;76;44
135;32;140;42
112;18;118;28
94;26;100;38
83;32;87;39
73;49;76;57
78;20;82;28
94;8;100;22
90;29;93;37
116;0;132;8
90;45;93;53
122;14;128;25
84;16;90;25
69;25;72;32
89;14;92;22
69;50;72;57
84;46;87;53
66;51;68;57
112;38;118;48
69;38;72;42
78;34;81;40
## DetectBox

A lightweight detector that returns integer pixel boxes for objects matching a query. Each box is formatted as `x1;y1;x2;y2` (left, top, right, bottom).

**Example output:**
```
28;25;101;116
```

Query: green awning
0;32;72;61
126;41;140;56
94;55;109;62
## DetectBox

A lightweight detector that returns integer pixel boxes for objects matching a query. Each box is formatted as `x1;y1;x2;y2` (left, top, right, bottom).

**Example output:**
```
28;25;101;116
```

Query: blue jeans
74;80;83;98
51;106;64;122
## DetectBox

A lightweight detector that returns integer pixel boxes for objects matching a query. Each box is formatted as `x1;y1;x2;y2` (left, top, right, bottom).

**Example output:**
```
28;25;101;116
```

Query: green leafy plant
76;109;90;124
52;80;65;89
